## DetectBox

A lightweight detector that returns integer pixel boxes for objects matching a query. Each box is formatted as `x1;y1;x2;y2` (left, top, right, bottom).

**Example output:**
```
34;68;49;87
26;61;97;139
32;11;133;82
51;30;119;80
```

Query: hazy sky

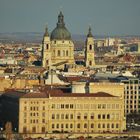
0;0;140;35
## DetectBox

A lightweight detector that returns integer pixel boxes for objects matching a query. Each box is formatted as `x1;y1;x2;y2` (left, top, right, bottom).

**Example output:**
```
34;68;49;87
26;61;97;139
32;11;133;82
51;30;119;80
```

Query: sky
0;0;140;36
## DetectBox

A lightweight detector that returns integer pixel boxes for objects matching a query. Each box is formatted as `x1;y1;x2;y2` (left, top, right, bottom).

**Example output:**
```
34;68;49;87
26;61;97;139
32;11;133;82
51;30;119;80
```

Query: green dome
51;11;71;40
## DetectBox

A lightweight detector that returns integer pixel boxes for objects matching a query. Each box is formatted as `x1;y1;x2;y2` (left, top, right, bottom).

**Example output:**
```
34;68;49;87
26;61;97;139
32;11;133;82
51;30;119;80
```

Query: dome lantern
50;11;71;40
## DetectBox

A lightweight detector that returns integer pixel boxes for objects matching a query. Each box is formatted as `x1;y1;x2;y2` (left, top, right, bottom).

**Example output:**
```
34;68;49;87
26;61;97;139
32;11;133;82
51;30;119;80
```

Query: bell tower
42;25;52;68
85;27;95;67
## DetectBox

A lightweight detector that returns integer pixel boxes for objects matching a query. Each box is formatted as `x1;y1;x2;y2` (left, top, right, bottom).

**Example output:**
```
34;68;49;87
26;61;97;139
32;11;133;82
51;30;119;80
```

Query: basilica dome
51;11;71;40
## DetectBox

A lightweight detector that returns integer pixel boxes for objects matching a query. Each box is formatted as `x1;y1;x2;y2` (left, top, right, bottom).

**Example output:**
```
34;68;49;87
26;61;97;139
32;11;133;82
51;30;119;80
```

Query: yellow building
42;12;75;69
19;89;126;137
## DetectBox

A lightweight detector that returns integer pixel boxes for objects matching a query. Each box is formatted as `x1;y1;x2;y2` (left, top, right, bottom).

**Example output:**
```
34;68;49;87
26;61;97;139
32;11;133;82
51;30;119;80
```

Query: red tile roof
21;89;116;98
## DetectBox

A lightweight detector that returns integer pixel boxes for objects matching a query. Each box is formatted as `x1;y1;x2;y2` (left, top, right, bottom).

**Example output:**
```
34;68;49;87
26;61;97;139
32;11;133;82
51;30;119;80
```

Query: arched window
89;45;92;50
46;44;49;50
58;50;61;56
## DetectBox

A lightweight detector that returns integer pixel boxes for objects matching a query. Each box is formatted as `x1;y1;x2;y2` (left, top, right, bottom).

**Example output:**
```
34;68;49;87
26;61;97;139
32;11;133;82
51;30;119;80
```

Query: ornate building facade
42;11;96;69
42;12;75;69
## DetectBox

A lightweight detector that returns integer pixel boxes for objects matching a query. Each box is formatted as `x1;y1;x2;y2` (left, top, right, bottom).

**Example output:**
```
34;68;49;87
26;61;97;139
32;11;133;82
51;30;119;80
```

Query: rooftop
21;89;116;98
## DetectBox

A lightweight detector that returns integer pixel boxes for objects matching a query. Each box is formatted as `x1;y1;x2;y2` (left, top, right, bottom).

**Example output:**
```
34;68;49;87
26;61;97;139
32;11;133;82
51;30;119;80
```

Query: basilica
42;11;95;69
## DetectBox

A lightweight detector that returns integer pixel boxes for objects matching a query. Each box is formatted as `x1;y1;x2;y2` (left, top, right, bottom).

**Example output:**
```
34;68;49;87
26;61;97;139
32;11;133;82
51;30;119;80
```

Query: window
70;114;73;119
102;124;105;128
98;124;101;128
42;112;45;117
66;50;68;56
66;124;68;128
77;123;80;129
61;114;64;119
98;104;101;109
56;124;59;129
112;124;114;128
52;124;55;129
61;124;63;128
61;104;64;109
42;127;45;133
89;61;92;66
84;113;88;119
102;114;105;119
24;119;26;123
77;113;81;119
107;124;110;128
46;44;49;50
84;123;87;128
42;106;45;110
56;114;59;119
70;104;74;109
65;104;69;109
23;127;27;133
24;113;27;117
91;113;94;119
42;119;45;123
52;104;55;109
89;45;92;50
32;127;36;133
65;114;69;119
107;114;110;119
52;114;55;119
98;114;101;119
70;124;73;128
91;123;94;128
58;50;61;56
63;50;65;56
24;106;27;111
116;124;119;128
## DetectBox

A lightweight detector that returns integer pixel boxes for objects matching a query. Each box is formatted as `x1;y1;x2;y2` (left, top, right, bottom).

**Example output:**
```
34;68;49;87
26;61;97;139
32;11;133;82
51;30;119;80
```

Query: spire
57;11;65;27
87;26;93;37
44;25;49;36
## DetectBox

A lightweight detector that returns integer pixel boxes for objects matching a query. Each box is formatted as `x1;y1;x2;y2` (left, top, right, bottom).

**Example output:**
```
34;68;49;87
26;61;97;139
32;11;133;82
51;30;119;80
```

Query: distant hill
0;32;140;43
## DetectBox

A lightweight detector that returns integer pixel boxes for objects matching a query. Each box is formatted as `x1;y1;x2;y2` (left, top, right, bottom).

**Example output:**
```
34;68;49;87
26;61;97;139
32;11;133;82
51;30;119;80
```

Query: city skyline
0;0;140;36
